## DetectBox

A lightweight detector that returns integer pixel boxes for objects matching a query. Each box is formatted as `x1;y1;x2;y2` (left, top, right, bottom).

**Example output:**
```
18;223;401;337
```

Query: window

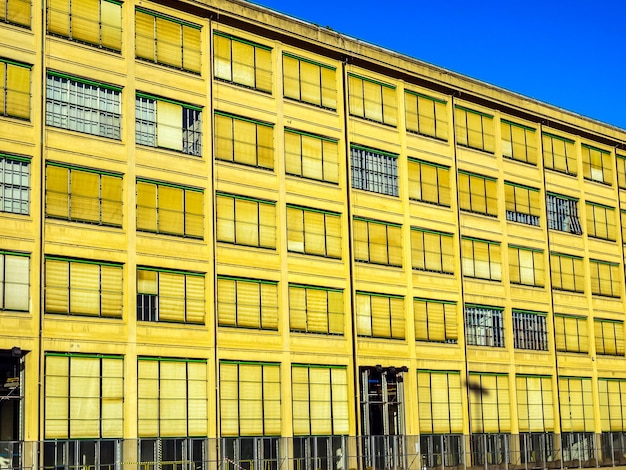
617;154;626;189
411;227;454;274
285;129;338;184
554;314;588;353
0;250;29;311
465;305;504;347
136;94;202;156
220;361;281;436
216;192;276;249
462;237;501;281
138;357;207;437
542;132;576;175
0;0;30;27
283;53;336;109
350;145;398;196
136;179;203;239
217;276;278;330
416;370;463;434
513;310;548;351
590;259;621;298
414;298;457;344
454;106;494;152
458;171;497;217
582;144;612;184
45;256;122;318
622;211;626;244
214;111;273;169
594;319;624;356
348;73;396;126
509;245;545;287
586;202;616;241
46;71;121;139
135;8;201;73
550;253;584;293
214;31;271;92
407;158;450;206
546;194;582;234
44;353;123;439
0;153;29;215
504;182;540;226
287;205;341;258
292;364;349;435
289;284;343;335
468;373;510;433
516;375;554;432
46;163;122;227
598;379;626;431
559;377;594;432
47;0;122;51
136;267;204;324
355;291;405;339
353;217;402;267
501;120;537;164
405;90;448;140
1;59;30;119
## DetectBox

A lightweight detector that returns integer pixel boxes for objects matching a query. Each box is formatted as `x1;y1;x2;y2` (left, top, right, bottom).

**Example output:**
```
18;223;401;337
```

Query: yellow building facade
2;0;626;469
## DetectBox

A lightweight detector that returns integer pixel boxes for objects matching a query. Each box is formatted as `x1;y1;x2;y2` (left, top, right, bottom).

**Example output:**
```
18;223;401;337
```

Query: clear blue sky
249;0;626;130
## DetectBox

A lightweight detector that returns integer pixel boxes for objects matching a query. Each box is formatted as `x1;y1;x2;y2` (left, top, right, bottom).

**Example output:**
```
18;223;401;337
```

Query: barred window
405;90;448;141
505;182;540;226
547;194;582;234
1;0;30;27
411;227;454;274
543;132;576;176
283;53;336;109
217;276;278;330
455;106;494;153
356;291;405;339
458;171;497;217
289;284;343;335
1;59;31;119
348;73;396;126
512;310;548;351
501;120;536;164
287;205;341;259
353;217;402;267
509;245;545;287
582;144;612;185
0;154;29;215
214;31;272;92
414;298;457;344
594;319;625;356
216;192;276;249
555;314;588;353
350;145;398;196
215;111;273;169
464;305;504;347
590;260;621;298
46;72;121;139
285;129;338;184
136;94;202;156
407;158;450;207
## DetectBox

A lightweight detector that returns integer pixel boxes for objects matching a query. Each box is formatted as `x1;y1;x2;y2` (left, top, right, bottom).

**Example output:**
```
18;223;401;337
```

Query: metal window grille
513;311;548;351
465;306;504;347
350;147;398;196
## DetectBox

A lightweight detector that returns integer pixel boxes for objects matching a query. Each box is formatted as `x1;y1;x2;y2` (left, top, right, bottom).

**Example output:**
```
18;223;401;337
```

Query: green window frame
215;111;274;169
508;245;545;287
512;310;548;351
214;31;272;93
348;73;397;126
621;210;626;244
458;171;498;217
594;319;625;356
590;259;621;298
47;0;122;51
598;379;626;431
0;250;29;311
1;58;30;119
504;181;540;226
136;178;203;239
291;364;348;435
411;227;454;274
353;217;402;267
559;377;594;432
554;314;588;353
350;145;398;197
356;291;405;339
404;90;448;141
136;267;205;324
287;205;341;259
283;52;336;109
0;153;30;215
516;374;554;432
285;128;339;184
582;144;612;185
135;7;201;73
289;284;344;335
586;202;616;241
414;298;457;344
469;372;511;433
462;237;501;281
44;353;124;439
46;162;123;227
454;106;494;153
617;154;626;189
542;132;576;176
1;0;30;27
216;276;278;330
550;253;584;293
216;192;276;249
45;256;122;318
137;357;207;438
220;361;281;436
417;370;463;434
407;158;450;207
501;119;537;164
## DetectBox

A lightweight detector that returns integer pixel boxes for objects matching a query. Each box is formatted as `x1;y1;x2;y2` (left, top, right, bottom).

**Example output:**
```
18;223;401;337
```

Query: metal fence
3;433;626;470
